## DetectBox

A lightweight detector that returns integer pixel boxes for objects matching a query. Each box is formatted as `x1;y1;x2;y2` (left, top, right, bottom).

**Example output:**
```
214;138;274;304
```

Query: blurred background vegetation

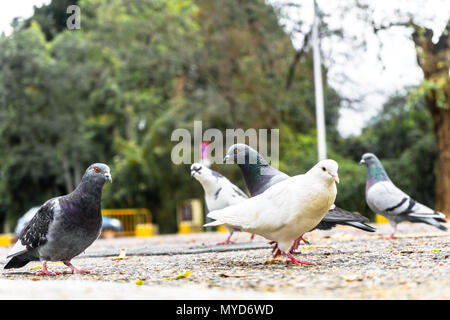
0;0;448;233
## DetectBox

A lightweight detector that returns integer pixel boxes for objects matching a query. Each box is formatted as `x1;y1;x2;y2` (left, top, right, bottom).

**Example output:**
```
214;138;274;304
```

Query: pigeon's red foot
269;241;278;254
273;248;284;258
216;239;235;245
379;233;395;240
292;235;310;250
37;270;60;276
285;253;315;266
63;261;92;274
37;262;60;276
250;234;255;242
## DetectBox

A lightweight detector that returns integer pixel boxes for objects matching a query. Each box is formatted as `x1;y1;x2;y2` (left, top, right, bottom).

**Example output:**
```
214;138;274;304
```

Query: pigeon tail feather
203;220;223;227
342;221;376;232
4;256;30;269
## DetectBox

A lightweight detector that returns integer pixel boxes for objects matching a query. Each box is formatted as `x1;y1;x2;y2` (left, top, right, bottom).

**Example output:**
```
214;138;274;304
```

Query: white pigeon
204;159;339;265
190;163;252;244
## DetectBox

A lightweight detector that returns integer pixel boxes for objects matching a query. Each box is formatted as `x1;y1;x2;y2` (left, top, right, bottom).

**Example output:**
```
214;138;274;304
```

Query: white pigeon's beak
105;173;112;183
329;172;339;183
223;154;231;163
359;159;365;166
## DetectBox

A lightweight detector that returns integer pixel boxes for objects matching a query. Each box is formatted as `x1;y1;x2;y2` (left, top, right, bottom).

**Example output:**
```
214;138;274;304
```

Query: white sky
0;1;50;35
1;0;449;137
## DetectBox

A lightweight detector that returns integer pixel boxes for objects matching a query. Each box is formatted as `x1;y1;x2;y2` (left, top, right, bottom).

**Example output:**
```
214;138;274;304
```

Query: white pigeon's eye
321;166;326;172
94;167;100;173
234;148;238;154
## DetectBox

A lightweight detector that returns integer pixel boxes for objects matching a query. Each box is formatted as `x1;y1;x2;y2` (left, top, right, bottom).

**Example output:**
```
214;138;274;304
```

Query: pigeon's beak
191;166;201;177
223;154;231;163
105;173;112;183
329;172;339;184
358;159;365;166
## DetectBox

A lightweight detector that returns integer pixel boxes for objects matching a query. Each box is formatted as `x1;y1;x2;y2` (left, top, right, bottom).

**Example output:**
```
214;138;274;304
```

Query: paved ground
0;222;448;299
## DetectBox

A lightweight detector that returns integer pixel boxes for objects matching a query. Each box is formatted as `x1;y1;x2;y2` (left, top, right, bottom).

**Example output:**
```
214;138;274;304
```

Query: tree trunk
412;20;450;216
430;104;450;215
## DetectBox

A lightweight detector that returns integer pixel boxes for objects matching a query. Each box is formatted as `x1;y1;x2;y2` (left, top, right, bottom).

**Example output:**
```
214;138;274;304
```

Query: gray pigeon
4;163;112;275
190;163;253;244
360;153;447;238
224;144;375;235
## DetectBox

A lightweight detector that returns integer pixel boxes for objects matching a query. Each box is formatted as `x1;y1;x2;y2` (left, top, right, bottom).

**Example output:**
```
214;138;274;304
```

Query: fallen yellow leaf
164;270;191;280
264;258;283;264
112;248;127;261
135;279;144;285
301;245;332;250
29;261;62;271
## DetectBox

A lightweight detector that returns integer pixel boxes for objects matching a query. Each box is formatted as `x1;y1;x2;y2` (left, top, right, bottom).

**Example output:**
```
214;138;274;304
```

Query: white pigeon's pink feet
37;262;60;276
269;241;284;258
63;261;92;274
216;235;235;245
285;252;315;266
250;233;255;242
292;235;310;250
379;233;395;240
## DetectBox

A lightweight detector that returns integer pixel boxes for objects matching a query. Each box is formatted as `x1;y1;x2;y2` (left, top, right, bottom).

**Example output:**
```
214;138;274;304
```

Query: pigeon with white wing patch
360;153;447;238
190;163;252;244
205;159;339;265
4;163;112;275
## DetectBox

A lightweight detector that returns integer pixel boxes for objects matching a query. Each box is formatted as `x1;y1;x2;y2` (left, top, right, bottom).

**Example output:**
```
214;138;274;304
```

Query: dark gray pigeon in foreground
224;144;375;237
190;162;251;244
360;153;447;238
4;163;112;275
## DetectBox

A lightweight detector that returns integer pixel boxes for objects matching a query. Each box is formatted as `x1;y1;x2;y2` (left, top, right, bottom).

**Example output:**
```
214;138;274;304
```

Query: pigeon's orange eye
234;148;238;154
94;167;100;173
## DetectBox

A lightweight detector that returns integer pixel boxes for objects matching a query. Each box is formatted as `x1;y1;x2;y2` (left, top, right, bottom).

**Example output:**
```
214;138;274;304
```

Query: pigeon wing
7;198;57;258
323;205;369;223
368;181;443;219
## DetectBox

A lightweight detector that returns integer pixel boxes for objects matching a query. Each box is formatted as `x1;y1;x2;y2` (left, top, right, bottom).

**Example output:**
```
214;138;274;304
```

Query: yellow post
0;234;12;247
217;225;228;233
375;214;389;224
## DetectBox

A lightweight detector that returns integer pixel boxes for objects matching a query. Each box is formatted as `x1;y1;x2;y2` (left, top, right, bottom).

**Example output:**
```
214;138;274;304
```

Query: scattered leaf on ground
264;258;283;264
112;248;127;261
29;261;62;271
340;274;362;282
164;270;191;280
301;245;332;250
219;273;246;278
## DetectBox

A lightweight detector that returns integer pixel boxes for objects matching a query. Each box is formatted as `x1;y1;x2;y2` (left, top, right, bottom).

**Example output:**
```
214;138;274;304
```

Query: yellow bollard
135;223;153;237
0;234;13;247
375;214;389;224
178;222;191;234
217;225;228;233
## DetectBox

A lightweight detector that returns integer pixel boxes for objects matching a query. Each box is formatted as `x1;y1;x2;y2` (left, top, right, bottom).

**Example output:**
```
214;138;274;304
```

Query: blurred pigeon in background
224;144;376;245
360;153;447;238
4;163;112;275
205;160;339;265
190;162;253;244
